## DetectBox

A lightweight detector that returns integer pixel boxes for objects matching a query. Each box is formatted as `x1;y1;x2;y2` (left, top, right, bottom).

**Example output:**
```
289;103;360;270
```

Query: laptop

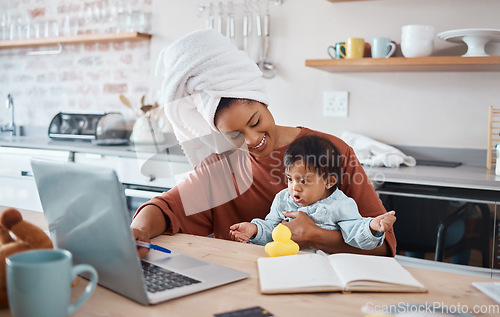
30;158;249;305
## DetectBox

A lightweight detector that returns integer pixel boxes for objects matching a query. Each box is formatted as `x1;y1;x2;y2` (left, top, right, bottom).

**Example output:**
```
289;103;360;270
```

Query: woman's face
215;100;277;157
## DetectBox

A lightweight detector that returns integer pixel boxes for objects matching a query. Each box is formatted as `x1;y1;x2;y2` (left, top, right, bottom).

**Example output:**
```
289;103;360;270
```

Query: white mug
401;24;435;57
402;24;435;37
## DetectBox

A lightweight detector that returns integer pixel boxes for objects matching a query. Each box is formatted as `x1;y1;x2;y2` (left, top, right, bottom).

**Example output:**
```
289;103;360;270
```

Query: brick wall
0;0;153;129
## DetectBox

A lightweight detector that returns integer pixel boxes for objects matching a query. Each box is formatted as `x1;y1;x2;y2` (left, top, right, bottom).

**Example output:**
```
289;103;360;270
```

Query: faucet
1;94;16;136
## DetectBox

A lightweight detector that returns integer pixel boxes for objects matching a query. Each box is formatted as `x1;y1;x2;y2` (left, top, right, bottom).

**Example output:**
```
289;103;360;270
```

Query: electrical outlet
323;91;349;117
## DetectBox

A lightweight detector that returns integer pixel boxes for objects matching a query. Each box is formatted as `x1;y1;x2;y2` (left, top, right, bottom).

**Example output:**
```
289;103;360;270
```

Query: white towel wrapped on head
341;131;416;168
155;29;269;167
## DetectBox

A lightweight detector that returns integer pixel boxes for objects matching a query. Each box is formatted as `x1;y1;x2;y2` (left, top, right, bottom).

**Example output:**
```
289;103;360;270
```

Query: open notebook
473;282;500;304
258;253;427;294
31;158;249;305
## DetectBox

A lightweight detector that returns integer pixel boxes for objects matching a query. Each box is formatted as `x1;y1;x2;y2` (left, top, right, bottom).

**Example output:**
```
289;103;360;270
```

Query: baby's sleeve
325;195;384;250
249;190;287;245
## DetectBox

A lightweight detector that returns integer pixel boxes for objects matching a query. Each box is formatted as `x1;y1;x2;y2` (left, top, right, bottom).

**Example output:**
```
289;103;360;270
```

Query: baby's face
285;160;330;207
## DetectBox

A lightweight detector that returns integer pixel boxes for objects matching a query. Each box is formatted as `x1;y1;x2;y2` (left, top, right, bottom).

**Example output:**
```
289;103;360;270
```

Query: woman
131;29;396;258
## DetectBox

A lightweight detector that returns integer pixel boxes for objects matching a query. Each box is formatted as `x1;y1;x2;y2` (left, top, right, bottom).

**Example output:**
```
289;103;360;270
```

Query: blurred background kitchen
2;0;500;272
0;0;499;150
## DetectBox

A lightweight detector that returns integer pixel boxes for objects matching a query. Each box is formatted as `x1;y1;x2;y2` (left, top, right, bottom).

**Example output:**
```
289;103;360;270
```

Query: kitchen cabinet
0;144;192;214
305;56;500;73
0;32;151;50
364;165;500;269
0;147;71;211
73;152;192;190
72;151;192;217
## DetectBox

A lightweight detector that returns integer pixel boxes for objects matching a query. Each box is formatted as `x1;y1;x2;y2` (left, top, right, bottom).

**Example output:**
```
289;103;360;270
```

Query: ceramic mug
401;37;434;57
371;37;396;58
7;249;98;317
339;38;365;59
327;41;345;59
401;24;435;37
401;24;435;57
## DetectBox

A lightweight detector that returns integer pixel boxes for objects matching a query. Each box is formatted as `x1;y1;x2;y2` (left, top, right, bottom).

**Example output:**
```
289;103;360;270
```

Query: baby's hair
284;135;342;190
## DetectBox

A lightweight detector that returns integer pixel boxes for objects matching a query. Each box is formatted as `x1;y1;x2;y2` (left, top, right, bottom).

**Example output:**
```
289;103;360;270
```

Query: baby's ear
326;176;337;189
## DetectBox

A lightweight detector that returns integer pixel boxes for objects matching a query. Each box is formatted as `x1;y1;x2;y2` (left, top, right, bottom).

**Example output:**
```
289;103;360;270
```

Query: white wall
0;0;152;127
151;0;500;150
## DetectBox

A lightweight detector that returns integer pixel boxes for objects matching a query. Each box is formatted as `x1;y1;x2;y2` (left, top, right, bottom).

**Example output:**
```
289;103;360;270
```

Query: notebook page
327;253;424;289
473;282;500;304
258;254;342;292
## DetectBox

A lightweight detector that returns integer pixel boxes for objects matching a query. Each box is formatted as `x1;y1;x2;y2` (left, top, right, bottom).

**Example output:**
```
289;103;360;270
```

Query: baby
229;135;396;250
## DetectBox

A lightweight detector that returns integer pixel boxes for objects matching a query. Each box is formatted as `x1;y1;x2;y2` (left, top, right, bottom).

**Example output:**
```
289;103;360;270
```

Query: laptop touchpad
156;254;209;270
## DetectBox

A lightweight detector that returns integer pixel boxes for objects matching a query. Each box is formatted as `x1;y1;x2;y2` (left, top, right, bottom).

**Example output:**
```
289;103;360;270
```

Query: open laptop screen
31;158;149;304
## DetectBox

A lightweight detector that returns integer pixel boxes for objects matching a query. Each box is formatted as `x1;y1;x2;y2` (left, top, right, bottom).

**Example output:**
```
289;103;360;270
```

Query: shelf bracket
26;43;63;56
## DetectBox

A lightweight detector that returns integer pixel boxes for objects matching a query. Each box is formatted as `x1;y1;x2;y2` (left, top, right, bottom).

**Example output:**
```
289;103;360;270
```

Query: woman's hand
130;205;168;258
131;227;151;259
281;211;318;248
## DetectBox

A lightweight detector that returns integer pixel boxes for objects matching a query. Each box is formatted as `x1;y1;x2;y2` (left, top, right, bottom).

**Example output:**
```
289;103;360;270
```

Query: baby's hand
370;210;396;233
229;222;258;243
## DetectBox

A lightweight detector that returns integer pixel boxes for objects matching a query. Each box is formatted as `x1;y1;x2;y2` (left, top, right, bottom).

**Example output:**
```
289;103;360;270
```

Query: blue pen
136;241;171;254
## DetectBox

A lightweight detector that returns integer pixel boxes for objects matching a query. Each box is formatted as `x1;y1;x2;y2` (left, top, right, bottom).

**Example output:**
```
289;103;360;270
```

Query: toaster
48;112;128;143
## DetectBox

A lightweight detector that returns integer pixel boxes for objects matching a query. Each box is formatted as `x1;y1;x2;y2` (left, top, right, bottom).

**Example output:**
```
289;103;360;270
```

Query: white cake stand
437;28;500;56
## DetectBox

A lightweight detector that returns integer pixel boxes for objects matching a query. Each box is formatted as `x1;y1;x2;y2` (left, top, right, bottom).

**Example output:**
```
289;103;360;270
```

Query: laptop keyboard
142;261;201;293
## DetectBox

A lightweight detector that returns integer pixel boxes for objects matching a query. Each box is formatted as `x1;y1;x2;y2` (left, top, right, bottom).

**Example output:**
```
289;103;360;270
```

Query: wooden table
0;207;499;317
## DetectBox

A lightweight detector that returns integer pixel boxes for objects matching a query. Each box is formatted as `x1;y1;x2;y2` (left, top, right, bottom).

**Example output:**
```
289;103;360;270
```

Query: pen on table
136;241;171;254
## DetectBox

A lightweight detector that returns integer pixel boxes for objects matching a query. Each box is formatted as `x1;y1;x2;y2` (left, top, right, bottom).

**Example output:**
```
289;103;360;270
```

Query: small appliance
48;112;128;144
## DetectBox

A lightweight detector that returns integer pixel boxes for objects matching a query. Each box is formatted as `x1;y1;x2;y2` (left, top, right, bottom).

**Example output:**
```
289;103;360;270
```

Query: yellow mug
339;38;365;59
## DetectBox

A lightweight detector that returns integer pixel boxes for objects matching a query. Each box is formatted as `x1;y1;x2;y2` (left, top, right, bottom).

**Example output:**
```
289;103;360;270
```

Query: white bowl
402;24;435;35
401;40;434;57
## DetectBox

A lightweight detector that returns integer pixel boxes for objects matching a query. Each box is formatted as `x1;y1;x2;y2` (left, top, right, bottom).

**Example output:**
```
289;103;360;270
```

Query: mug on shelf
402;24;435;37
327;41;345;59
371;37;396;58
339;38;365;59
363;42;372;57
401;24;435;57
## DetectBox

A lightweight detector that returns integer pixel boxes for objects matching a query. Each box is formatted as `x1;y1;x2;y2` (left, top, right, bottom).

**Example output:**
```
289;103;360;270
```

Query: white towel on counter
341;131;416;168
155;29;268;167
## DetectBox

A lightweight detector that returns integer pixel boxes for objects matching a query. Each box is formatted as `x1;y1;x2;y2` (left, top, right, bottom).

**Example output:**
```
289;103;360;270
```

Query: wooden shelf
0;32;151;50
305;56;500;72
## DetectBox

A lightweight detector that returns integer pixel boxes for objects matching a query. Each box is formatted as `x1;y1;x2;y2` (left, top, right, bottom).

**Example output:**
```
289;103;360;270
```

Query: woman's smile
249;134;267;152
215;100;279;157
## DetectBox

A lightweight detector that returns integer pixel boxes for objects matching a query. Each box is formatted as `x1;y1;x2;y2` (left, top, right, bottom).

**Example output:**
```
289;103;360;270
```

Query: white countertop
365;164;500;192
2;135;499;193
0;135;187;162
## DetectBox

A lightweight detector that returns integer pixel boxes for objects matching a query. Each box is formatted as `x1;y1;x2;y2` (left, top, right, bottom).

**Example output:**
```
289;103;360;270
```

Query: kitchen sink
0;125;24;138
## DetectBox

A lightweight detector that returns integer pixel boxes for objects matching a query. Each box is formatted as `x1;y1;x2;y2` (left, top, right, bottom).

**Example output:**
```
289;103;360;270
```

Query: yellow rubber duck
264;223;300;257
